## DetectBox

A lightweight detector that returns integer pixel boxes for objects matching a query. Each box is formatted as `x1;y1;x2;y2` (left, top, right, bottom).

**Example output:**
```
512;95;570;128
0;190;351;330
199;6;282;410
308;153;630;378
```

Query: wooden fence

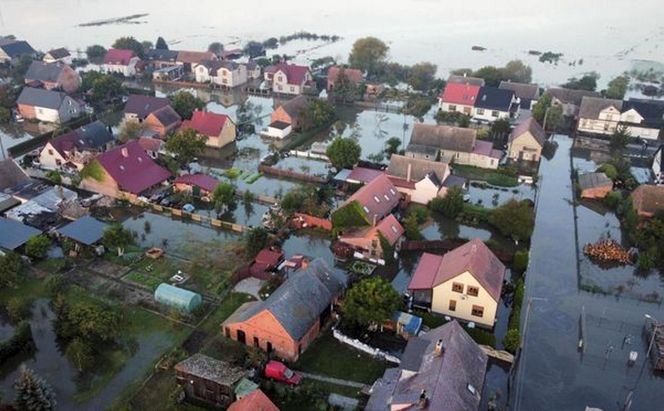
258;164;327;184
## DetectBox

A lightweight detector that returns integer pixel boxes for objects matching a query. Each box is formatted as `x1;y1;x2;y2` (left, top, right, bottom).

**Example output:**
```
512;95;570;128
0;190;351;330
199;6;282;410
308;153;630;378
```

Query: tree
262;37;279;49
343;277;401;327
610;124;631;151
13;366;57;411
543;105;563;132
531;93;552;123
243;41;264;58
384;137;402;157
112;36;144;58
86;44;107;60
408;62;437;91
102;224;133;256
11;55;33;80
53;297;121;342
300;100;335;130
245;227;268;257
403;213;423;240
119;120;146;142
81;71;124;102
213;183;235;213
65;338;94;371
472;65;503;87
0;252;24;289
141;41;153;52
24;235;51;260
348;37;389;75
562;72;599;91
165;128;207;166
169;91;205;120
326;137;361;170
207;42;224;55
0;107;12;124
330;67;360;102
489;200;535;242
155;37;168;50
429;186;464;218
490;118;512;144
503;60;532;83
605;75;629;99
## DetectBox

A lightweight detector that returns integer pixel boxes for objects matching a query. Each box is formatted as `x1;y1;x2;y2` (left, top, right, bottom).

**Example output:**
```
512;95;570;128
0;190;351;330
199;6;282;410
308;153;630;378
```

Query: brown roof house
507;117;546;163
38;120;115;171
338;214;405;264
177;50;218;72
263;95;310;139
327;66;364;91
228;389;279;411
578;172;613;199
387;154;462;205
406;124;501;169
366;320;487;411
175;353;246;408
223;259;346;362
577;96;623;136
407;239;506;328
24;61;81;93
546;87;601;118
143;105;181;137
122;95;181;137
631;185;664;218
499;81;540;110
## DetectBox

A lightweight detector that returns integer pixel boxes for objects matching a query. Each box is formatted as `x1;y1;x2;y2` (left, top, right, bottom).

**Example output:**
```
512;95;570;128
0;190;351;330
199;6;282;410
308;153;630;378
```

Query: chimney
434;339;444;357
121;147;129;158
418;389;429;409
406;163;412;182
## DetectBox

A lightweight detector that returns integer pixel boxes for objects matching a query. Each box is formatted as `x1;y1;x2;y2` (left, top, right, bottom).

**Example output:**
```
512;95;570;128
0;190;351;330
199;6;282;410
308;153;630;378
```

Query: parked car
160;196;174;207
182;203;195;213
264;360;301;385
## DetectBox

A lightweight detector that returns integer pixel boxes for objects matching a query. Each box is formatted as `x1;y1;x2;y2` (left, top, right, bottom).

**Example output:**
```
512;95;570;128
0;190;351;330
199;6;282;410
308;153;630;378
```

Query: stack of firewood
583;239;632;265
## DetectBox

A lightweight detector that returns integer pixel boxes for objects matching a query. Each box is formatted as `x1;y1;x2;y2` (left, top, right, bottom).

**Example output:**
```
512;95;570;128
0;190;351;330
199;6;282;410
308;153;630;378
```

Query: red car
264;360;302;385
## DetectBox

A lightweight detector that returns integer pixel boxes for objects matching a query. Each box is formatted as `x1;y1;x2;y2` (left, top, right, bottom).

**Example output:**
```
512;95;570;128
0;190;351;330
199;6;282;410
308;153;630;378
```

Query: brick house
24;61;81;93
180;110;236;148
143;105;181;137
79;140;171;198
175;353;245;408
407;239;506;328
228;389;279;411
17;87;82;123
327;66;363;91
338;214;404;262
223;259;346;362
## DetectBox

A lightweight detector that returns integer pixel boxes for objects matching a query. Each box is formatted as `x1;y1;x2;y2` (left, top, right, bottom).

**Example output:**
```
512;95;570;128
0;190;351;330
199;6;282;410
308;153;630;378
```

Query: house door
236;329;246;344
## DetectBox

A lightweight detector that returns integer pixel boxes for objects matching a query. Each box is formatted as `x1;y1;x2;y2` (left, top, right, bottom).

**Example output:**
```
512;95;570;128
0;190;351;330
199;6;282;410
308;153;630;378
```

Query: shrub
603;191;622;210
6;297;32;323
331;200;370;229
429;186;464;218
503;328;521;353
24;235;52;259
488;200;535;241
46;274;67;295
403;214;423;241
513;250;529;273
0;322;34;363
466;328;496;347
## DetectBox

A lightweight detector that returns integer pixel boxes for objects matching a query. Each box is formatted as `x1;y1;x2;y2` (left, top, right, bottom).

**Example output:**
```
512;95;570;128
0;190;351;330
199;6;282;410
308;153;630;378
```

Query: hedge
0;322;34;363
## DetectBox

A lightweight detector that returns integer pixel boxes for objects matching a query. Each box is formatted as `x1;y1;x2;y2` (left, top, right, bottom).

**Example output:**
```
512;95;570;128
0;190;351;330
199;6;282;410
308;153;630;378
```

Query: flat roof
57;215;107;246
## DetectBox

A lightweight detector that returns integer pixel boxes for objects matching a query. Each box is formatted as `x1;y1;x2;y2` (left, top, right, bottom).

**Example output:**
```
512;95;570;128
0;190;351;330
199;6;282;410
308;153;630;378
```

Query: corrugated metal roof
57;216;107;246
0;217;41;250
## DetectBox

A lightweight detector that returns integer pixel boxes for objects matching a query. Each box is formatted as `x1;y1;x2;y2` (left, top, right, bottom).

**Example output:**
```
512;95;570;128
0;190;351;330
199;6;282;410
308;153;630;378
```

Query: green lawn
453;164;519;187
123;257;182;290
294;331;388;384
34;257;68;274
0;277;50;301
199;292;256;335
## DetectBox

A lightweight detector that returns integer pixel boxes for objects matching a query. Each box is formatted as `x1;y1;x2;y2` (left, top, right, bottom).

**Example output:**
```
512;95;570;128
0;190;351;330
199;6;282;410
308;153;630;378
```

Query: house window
277;75;284;82
448;105;456;112
290;86;295;92
452;282;464;293
471;305;484;317
48;149;54;155
278;85;283;91
253;337;259;347
476;108;485;115
449;300;457;311
491;110;499;118
467;286;479;297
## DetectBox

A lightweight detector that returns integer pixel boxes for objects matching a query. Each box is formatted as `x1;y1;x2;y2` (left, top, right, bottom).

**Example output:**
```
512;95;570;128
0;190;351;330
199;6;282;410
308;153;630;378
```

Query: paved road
298;371;368;389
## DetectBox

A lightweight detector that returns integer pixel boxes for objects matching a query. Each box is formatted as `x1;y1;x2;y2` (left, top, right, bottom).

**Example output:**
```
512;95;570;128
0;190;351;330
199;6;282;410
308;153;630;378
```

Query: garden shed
57;215;108;246
154;283;202;313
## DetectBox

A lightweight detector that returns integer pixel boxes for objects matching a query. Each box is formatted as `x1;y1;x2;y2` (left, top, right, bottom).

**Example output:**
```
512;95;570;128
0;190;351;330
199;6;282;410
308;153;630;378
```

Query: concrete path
298;371;368;389
233;277;264;299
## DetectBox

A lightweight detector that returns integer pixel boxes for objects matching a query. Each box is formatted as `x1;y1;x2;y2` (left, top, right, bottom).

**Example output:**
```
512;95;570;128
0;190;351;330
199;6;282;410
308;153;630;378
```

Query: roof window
373;195;380;203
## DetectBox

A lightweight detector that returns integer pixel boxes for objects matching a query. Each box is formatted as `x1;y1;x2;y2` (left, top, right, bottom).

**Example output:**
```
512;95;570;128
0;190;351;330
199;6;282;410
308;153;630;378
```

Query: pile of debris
583;239;632;265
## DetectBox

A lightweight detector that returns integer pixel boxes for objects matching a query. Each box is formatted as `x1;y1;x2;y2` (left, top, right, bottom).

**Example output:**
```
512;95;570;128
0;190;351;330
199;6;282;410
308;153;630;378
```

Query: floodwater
1;1;663;88
514;135;664;410
0;299;176;411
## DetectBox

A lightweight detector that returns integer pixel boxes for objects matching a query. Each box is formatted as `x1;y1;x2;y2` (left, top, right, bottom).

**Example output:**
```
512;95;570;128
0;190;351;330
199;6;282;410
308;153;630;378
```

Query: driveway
233;277;264;299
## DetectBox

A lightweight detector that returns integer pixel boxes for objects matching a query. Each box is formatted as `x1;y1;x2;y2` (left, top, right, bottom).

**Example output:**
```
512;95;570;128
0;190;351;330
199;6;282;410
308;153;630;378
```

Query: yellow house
507;117;546;163
180;110;236;149
407;239;506;328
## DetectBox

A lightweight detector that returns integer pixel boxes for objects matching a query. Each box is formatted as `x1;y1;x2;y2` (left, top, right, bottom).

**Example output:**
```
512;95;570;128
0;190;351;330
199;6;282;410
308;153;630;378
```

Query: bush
46;274;68;295
466;327;496;347
488;200;535;242
503;328;521;353
603;191;622;210
331;200;370;229
24;235;52;259
403;214;423;240
0;322;34;363
406;205;429;224
6;297;32;323
513;250;529;273
429;186;464;218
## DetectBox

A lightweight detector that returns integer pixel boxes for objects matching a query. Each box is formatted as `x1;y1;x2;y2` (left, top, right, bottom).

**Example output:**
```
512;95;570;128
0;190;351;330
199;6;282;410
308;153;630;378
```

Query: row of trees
452;60;533;87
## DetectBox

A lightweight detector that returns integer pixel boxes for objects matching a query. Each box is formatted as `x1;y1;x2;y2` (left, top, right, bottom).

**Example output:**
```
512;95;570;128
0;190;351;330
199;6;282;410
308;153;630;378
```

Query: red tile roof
137;137;162;152
343;174;400;224
408;239;505;301
228;389;279;411
254;248;285;268
273;63;310;86
631;184;664;217
347;167;383;184
174;174;220;192
327;66;364;84
375;214;405;245
176;50;217;64
94;140;171;195
440;83;481;106
103;48;135;65
181;111;231;137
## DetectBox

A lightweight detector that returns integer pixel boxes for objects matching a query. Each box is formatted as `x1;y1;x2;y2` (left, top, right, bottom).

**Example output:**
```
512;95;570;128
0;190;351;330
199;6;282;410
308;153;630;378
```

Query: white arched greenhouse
154;283;202;313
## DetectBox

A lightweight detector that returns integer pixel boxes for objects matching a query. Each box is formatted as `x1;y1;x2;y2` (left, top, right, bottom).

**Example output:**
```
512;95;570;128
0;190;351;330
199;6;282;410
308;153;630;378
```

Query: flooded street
514;136;664;410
